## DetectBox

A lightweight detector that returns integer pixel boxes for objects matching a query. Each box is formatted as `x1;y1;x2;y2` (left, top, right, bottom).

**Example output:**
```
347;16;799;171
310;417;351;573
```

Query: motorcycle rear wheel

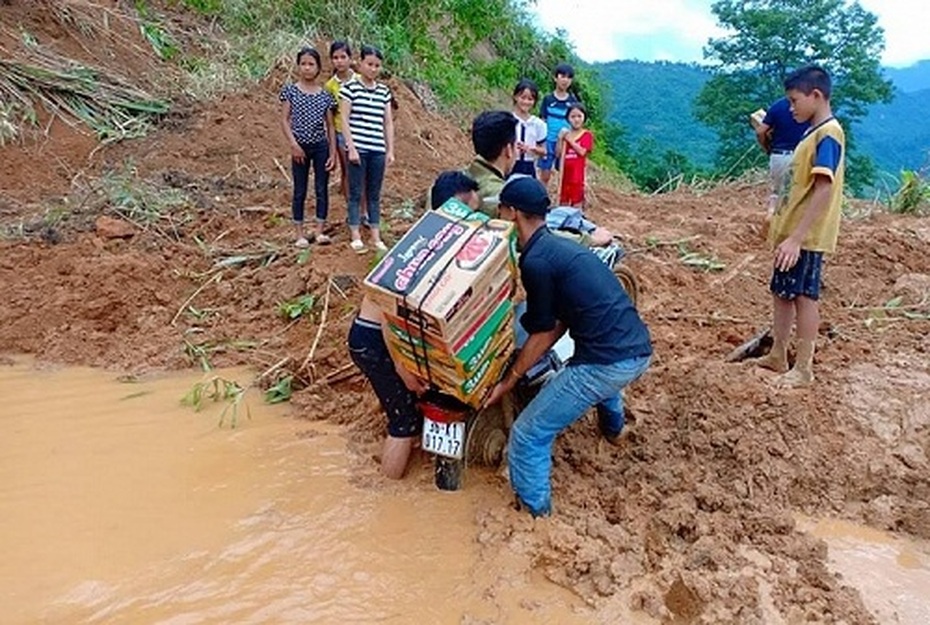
614;264;639;306
434;455;463;491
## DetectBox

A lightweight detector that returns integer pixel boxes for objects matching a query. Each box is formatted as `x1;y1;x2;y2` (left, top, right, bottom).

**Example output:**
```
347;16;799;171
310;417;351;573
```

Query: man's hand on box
484;381;508;407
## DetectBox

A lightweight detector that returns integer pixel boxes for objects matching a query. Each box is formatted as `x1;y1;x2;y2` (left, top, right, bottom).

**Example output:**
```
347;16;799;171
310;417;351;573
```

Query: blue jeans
508;355;651;516
291;141;330;223
513;301;620;426
347;150;386;227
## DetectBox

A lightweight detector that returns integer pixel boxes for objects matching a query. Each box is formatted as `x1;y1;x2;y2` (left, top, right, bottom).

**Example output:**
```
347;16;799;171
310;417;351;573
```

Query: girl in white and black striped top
340;45;395;253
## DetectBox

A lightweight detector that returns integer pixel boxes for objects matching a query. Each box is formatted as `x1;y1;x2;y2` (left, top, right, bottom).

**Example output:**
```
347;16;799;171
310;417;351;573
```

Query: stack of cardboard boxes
363;198;517;407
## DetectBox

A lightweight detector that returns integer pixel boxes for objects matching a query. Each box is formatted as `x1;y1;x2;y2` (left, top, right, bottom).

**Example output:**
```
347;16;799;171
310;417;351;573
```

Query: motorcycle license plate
422;417;465;459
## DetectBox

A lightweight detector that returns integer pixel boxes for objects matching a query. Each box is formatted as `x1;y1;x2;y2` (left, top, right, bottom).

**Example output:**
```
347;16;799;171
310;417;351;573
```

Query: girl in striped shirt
340;45;395;253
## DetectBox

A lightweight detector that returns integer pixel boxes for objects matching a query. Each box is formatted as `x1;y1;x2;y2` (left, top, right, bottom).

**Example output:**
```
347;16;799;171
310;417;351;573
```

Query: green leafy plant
889;170;930;215
181;375;251;428
264;375;293;404
140;22;179;60
134;1;180;59
367;248;389;272
277;294;316;320
265;213;286;228
183;339;213;371
391;198;418;222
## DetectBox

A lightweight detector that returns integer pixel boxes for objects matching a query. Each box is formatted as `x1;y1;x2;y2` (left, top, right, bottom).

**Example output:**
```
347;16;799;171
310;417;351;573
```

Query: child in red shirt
557;103;593;207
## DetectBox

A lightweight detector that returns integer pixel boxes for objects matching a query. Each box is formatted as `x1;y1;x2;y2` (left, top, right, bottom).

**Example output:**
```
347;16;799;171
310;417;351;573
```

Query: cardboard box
386;294;513;370
386;263;513;346
365;197;517;405
388;307;514;378
390;329;512;387
364;200;516;339
391;336;513;408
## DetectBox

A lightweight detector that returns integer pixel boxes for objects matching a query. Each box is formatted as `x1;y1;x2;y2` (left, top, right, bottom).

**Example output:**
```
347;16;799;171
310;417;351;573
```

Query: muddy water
8;359;927;625
0;359;593;624
800;517;930;625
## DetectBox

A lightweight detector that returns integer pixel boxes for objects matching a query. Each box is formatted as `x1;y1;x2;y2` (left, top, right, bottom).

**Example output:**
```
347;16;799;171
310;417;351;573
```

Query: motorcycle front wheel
614;264;639;306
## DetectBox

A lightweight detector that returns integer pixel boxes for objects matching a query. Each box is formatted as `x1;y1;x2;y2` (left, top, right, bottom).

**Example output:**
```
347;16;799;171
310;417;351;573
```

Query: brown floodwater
799;517;930;625
4;358;927;625
0;358;602;624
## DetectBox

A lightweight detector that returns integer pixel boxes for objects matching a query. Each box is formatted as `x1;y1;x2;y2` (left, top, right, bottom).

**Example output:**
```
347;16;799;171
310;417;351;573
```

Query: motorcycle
417;241;640;491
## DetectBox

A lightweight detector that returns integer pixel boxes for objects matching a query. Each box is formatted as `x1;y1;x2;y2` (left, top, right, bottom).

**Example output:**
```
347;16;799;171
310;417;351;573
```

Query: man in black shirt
485;176;652;517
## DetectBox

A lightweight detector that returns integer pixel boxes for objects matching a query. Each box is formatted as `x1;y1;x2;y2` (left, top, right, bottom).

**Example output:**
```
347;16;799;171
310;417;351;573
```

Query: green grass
889;170;930;215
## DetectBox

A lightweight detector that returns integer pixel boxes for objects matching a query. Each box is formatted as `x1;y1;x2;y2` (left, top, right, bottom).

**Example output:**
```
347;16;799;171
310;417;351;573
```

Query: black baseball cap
499;175;551;216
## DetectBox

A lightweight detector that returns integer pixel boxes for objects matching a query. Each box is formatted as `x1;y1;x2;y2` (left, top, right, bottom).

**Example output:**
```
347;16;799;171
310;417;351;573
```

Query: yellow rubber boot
754;335;789;373
775;339;815;387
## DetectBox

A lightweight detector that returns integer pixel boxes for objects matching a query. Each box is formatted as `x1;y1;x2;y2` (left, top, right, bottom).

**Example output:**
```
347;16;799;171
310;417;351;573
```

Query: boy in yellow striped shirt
755;66;845;387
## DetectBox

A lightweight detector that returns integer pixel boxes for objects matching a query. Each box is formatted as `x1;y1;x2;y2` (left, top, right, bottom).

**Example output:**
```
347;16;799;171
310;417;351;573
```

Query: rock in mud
95;215;135;239
892;273;930;305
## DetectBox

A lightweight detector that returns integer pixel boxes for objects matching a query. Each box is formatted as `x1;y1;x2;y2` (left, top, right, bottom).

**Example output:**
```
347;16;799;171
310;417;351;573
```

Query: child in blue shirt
537;63;578;186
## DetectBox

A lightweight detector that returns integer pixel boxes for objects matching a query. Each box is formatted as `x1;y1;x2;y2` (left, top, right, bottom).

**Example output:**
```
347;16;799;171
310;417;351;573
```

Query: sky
532;0;930;68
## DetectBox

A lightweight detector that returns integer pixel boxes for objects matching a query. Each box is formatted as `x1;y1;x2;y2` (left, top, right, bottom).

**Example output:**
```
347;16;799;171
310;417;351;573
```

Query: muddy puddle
0;358;600;624
799;516;930;625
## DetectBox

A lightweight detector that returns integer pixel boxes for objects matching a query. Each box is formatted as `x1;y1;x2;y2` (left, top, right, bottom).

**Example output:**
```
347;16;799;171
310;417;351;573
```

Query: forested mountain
596;61;718;167
594;60;930;177
856;88;930;174
882;60;930;93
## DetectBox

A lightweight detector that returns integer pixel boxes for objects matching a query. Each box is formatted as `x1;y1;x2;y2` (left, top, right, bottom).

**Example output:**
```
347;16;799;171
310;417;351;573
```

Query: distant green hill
856;88;930;174
593;60;717;167
882;61;930;93
594;59;930;179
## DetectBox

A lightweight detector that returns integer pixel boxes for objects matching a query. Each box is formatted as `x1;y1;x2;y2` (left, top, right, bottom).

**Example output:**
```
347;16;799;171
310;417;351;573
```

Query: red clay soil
2;4;929;623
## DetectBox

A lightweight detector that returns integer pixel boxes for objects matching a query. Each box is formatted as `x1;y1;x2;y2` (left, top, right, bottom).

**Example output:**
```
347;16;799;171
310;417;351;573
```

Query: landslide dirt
2;4;929;623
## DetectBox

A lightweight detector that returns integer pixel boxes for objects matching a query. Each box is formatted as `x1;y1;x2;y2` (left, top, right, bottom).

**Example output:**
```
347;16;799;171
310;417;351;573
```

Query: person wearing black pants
291;140;331;243
279;46;336;247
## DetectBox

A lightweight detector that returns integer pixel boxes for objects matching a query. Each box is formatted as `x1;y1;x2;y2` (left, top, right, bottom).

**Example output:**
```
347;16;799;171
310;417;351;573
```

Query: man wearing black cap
485;175;653;517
